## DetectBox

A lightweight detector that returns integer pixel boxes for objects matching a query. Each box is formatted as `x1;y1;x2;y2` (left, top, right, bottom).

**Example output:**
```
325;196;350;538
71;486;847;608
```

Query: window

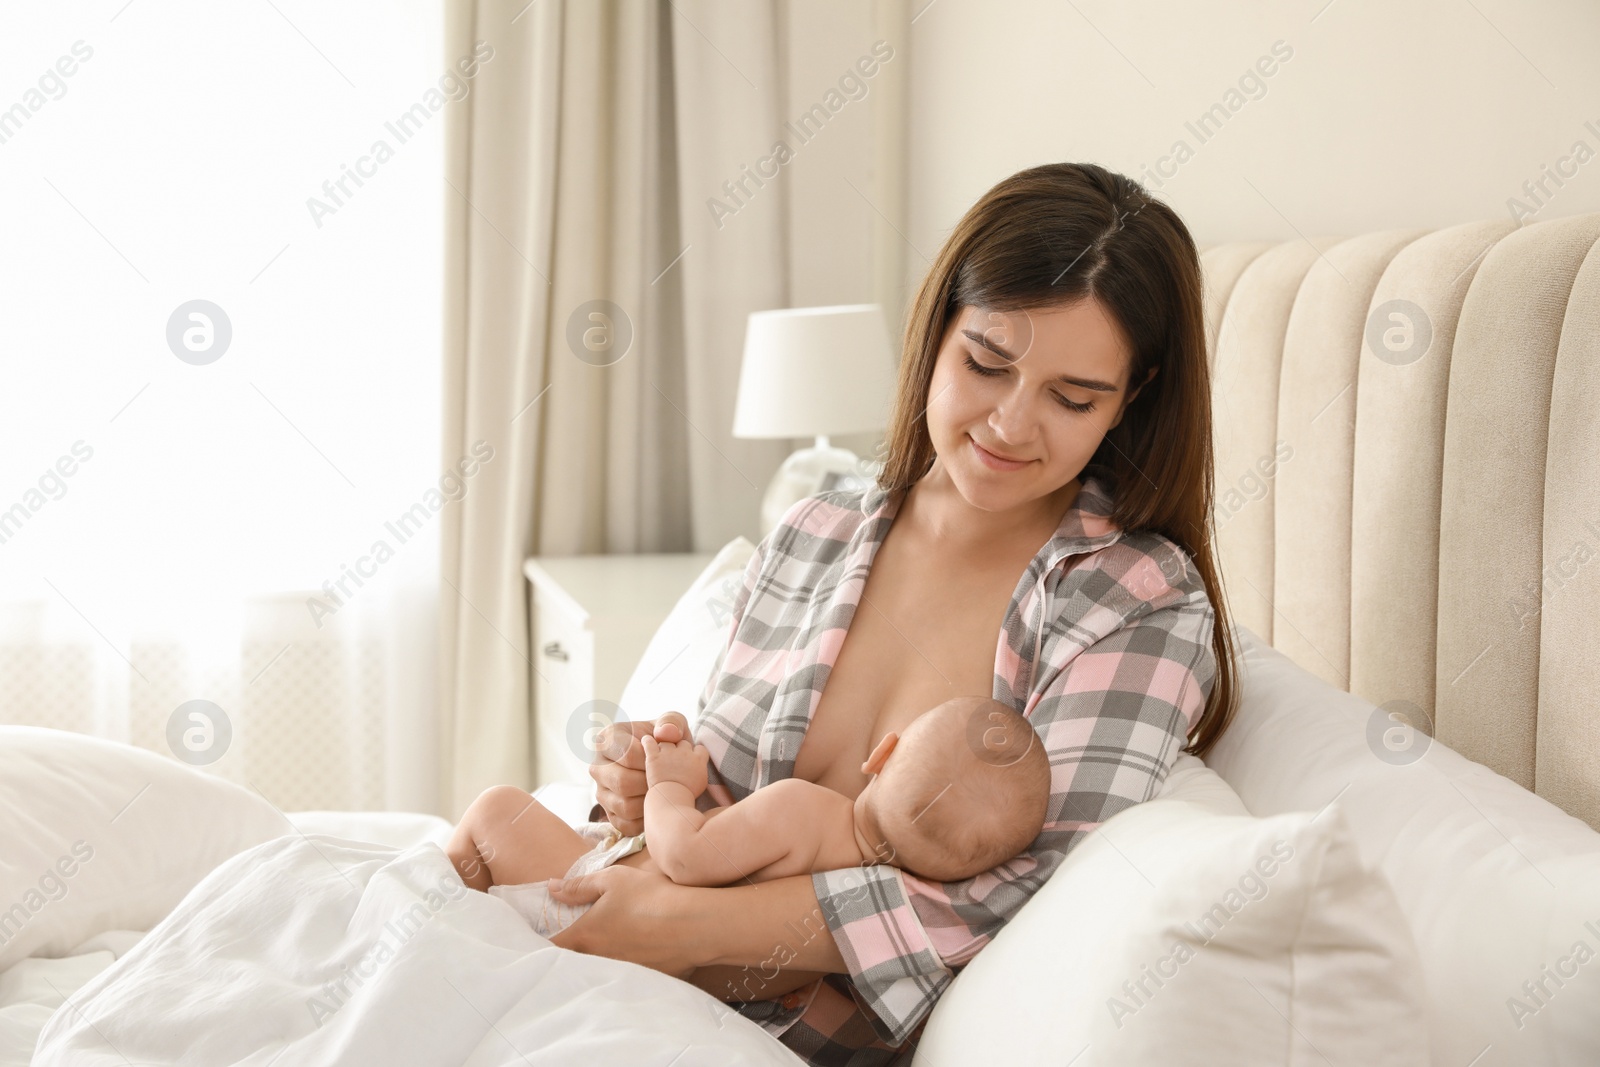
0;1;446;812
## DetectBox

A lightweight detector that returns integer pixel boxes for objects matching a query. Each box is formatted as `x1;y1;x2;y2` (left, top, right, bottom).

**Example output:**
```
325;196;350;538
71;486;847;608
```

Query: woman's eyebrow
960;328;1121;392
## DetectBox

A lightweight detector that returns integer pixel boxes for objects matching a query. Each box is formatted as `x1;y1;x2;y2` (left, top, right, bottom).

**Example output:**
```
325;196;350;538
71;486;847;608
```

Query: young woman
545;161;1240;1065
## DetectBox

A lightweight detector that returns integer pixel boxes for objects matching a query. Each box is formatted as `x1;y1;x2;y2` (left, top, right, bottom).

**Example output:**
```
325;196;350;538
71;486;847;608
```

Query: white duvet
29;833;802;1066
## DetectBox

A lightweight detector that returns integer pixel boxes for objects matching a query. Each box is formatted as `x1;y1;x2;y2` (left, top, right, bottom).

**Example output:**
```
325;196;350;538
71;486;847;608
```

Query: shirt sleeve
807;568;1217;1046
691;536;768;814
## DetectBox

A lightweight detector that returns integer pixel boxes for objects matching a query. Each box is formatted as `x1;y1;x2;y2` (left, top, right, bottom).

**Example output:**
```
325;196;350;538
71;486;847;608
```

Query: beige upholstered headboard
1201;213;1600;831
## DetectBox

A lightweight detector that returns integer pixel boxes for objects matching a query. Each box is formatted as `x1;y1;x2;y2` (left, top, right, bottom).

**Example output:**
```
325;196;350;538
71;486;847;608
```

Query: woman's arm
688;871;849;973
689;964;831;1003
545;866;847;983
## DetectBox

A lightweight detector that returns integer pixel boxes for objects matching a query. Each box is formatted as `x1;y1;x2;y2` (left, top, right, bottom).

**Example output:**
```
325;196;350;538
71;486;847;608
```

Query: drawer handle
542;641;569;661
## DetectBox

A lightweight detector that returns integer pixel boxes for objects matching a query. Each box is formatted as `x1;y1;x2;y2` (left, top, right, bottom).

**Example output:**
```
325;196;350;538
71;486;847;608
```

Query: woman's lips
969;435;1031;471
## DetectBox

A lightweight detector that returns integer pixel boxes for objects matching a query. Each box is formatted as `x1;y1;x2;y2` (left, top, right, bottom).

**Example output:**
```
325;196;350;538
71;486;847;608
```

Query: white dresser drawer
531;595;596;788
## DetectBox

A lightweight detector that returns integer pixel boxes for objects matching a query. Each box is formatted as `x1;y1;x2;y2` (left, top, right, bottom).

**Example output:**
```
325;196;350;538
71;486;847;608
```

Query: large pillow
1206;626;1600;1067
617;535;756;730
914;754;1429;1066
0;726;289;969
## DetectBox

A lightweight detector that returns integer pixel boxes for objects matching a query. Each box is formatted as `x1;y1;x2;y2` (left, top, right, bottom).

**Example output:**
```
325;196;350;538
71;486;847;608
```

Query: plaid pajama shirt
673;469;1216;1064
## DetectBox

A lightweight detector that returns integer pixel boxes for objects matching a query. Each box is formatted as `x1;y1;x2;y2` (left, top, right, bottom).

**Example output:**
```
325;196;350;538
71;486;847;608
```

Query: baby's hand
641;735;710;796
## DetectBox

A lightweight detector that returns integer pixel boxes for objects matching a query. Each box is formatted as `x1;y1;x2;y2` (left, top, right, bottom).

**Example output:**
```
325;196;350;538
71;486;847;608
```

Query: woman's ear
1110;366;1158;430
1127;365;1157;405
862;732;899;776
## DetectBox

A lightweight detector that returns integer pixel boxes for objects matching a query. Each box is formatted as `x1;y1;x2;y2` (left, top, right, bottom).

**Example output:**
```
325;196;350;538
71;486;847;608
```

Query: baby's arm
639;735;727;865
643;757;844;887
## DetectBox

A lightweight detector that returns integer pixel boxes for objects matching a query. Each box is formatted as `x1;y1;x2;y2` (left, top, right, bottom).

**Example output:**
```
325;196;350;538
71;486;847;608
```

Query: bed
8;210;1600;1065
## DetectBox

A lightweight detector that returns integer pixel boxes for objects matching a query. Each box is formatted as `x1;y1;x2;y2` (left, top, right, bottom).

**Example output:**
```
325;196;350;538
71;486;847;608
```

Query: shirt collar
1040;469;1125;563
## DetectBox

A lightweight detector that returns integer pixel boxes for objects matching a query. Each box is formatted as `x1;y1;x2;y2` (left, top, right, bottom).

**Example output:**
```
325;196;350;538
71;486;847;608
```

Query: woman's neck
901;461;1080;555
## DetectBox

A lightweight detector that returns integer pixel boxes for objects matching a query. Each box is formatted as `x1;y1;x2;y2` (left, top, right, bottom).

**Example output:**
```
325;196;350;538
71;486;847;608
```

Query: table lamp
732;303;897;536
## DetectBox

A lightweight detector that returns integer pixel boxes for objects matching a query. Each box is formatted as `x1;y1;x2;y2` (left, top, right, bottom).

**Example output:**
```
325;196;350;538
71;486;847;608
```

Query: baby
446;694;1050;988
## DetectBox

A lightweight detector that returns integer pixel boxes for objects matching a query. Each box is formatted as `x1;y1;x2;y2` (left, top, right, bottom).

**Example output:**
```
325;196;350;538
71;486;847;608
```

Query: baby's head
853;696;1051;881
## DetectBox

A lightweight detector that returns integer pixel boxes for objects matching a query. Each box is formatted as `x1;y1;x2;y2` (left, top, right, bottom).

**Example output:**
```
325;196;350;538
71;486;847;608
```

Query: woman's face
923;299;1151;513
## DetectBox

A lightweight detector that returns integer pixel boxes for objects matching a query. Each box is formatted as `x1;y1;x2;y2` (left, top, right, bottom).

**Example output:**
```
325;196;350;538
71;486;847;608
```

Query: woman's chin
947;468;1030;513
928;442;1051;512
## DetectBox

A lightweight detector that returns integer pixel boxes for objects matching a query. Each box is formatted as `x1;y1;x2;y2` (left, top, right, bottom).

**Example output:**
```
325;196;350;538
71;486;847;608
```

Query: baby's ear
862;731;899;775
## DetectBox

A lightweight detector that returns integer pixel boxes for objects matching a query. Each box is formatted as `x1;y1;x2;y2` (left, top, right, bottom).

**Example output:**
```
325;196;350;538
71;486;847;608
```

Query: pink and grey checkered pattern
693;469;1217;1065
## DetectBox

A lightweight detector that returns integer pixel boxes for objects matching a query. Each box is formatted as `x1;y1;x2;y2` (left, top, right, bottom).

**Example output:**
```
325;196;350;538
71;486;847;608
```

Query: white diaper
489;821;646;938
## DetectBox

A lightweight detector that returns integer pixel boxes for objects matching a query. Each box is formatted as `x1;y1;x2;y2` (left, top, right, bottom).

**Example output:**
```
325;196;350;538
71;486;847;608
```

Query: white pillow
618;535;756;731
0;725;289;969
914;754;1429;1066
1206;626;1600;1067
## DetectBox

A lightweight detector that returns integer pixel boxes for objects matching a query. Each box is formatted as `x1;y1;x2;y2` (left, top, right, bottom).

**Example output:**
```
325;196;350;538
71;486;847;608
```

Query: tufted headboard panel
1202;213;1600;830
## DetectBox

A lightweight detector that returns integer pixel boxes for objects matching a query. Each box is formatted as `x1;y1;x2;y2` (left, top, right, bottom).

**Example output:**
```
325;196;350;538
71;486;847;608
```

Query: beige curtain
437;0;802;819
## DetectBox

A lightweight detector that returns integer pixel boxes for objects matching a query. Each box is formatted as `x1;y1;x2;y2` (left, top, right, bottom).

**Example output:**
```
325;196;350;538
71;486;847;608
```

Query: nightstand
523;552;715;792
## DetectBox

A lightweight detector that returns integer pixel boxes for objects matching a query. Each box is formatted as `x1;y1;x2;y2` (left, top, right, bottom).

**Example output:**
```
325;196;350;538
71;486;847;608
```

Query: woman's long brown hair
876;161;1239;758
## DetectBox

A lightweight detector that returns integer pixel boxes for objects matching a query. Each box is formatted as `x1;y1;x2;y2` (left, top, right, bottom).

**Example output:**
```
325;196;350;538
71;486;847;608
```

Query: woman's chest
791;538;1033;797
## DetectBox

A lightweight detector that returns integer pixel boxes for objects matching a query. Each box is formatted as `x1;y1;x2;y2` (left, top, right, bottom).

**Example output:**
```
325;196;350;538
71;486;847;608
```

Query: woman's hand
547;865;703;979
589;711;692;835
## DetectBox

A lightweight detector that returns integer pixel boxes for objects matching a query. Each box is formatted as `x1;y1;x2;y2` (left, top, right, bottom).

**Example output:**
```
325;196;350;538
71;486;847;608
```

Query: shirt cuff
811;863;954;1045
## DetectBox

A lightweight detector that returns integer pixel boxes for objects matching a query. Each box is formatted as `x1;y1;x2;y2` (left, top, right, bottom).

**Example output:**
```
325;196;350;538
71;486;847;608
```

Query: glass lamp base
759;445;878;537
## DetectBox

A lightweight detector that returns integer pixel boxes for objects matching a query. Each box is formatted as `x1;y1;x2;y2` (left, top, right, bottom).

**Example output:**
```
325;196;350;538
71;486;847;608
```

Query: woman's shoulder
1070;525;1209;613
1051;528;1217;689
765;484;886;558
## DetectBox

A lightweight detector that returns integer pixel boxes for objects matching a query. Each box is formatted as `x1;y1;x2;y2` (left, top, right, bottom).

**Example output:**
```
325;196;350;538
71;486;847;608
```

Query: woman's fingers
593;811;643;836
597;807;643;836
547;873;605;954
593;783;644;830
597;784;643;821
594;720;650;769
547;871;602;904
590;748;647;801
590;729;650;832
547;867;697;978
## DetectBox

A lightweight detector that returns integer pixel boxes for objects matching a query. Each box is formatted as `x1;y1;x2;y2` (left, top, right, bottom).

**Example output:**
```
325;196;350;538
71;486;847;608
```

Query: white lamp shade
732;303;897;439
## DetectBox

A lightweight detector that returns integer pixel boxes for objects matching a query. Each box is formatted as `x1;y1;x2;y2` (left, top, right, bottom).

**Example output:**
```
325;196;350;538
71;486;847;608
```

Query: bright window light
0;0;444;608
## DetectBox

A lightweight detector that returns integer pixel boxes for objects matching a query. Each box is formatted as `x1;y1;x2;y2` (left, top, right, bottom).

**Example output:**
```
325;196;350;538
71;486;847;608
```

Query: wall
771;0;912;460
906;0;1600;253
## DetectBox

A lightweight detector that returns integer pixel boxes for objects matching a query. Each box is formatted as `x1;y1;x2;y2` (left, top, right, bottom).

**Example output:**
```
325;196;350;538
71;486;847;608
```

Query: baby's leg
447;785;593;891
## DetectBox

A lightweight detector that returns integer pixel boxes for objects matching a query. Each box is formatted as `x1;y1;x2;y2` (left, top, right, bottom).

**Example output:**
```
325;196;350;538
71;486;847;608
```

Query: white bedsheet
0;931;144;1067
0;809;453;1066
30;832;801;1066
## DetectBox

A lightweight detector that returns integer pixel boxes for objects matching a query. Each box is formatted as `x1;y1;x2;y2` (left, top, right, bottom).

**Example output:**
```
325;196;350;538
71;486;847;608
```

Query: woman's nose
988;389;1037;444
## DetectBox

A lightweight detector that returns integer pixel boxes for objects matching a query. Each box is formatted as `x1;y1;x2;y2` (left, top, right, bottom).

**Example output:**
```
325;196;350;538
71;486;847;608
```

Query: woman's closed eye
961;352;1095;413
